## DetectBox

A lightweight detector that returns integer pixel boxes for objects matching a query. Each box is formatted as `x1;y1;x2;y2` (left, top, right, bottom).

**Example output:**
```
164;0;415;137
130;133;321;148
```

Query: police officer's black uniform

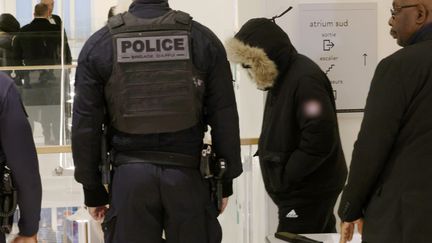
72;1;242;242
226;18;347;234
0;72;42;242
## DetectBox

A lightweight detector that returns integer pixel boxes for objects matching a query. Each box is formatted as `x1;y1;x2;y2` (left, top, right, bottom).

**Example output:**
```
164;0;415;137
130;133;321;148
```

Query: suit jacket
338;24;432;243
14;18;61;66
49;14;72;64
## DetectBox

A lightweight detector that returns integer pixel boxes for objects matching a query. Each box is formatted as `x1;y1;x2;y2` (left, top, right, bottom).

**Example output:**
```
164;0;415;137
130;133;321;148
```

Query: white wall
1;1;16;15
90;0;119;31
170;0;236;42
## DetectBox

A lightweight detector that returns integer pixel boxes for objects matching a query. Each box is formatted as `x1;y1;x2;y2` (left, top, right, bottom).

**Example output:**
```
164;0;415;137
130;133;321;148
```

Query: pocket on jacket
101;209;117;243
178;205;222;243
260;151;290;193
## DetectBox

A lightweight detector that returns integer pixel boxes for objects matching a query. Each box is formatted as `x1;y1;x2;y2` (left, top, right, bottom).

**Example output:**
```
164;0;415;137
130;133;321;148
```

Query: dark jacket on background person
0;32;18;67
226;18;347;233
338;24;432;243
14;18;61;66
0;14;20;34
0;14;21;80
48;14;72;64
0;72;42;238
227;18;347;206
72;0;242;207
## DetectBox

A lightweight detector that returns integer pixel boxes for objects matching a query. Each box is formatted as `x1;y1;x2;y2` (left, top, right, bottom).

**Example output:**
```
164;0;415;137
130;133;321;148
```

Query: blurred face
388;0;422;46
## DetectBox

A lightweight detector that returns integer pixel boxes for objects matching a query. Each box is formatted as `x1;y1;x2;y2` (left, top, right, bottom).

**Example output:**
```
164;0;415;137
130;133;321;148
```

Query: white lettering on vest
117;35;189;62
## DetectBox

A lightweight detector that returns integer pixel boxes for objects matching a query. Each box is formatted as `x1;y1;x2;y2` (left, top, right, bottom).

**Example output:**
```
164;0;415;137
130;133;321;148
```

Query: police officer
71;0;242;243
226;18;347;234
0;72;42;243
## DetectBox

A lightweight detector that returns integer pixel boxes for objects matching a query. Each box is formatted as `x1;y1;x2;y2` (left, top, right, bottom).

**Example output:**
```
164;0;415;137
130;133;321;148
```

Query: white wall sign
298;3;377;112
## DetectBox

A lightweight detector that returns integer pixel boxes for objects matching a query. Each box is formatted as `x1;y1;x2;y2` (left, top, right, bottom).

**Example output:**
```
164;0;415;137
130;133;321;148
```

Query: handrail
35;138;259;155
241;138;259;146
0;64;77;71
36;146;72;154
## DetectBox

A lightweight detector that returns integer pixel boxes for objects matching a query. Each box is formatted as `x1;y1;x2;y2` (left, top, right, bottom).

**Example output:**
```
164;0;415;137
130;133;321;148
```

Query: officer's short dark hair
34;3;49;17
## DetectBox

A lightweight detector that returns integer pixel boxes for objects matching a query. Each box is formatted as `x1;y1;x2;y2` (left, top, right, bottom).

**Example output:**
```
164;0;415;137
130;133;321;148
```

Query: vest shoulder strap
173;11;191;25
107;14;125;31
108;11;193;35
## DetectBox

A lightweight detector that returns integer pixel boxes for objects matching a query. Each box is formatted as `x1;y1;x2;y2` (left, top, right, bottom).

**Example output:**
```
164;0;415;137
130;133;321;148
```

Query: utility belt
112;151;200;168
99;143;227;214
100;143;199;186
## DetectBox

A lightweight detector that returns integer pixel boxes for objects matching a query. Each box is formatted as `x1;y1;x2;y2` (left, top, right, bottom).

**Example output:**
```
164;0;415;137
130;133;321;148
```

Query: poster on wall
298;3;377;112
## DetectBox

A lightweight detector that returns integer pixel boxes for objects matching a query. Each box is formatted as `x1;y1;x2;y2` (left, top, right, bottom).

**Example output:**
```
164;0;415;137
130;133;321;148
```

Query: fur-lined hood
226;18;297;90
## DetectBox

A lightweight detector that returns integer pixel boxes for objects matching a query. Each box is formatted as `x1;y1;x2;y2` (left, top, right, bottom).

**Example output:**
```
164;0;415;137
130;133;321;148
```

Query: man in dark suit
339;0;432;243
14;3;61;68
41;0;72;64
14;3;62;145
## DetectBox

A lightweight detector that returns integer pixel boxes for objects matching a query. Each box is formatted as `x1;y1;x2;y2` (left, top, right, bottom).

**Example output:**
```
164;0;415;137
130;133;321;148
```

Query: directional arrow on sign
363;53;368;66
323;40;335;51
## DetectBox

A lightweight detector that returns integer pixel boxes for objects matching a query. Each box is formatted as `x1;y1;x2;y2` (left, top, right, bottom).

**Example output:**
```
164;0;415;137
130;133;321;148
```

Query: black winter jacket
338;24;432;243
0;14;20;69
227;18;347;205
0;32;19;67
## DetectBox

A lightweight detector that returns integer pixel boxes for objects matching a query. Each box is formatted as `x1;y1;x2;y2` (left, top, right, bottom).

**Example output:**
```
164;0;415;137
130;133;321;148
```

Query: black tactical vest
106;11;205;134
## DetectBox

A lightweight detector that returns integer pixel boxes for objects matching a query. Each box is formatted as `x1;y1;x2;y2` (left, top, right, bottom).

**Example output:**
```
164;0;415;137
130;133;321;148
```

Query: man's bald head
40;0;54;15
34;3;49;18
389;0;432;46
419;0;432;7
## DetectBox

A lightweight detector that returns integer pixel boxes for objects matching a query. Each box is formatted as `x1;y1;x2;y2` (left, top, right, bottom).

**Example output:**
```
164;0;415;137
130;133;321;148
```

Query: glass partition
0;65;76;146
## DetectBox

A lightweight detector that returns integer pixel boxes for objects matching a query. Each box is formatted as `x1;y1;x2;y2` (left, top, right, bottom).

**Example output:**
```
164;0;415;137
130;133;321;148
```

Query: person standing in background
40;0;72;65
14;3;63;145
0;14;21;85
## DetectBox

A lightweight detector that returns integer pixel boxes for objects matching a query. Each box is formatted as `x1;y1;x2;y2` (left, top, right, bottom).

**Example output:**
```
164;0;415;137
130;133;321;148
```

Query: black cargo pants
102;163;222;243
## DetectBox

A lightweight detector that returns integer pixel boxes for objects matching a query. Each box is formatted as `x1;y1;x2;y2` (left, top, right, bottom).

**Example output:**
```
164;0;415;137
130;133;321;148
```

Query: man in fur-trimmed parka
226;18;347;233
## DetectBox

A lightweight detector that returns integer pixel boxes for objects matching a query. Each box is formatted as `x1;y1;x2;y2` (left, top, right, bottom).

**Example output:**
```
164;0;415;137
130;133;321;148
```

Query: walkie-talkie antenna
271;6;293;23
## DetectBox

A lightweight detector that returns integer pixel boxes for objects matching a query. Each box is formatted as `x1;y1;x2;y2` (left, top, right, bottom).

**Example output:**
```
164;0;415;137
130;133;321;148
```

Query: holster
100;124;112;186
0;161;17;234
200;144;226;214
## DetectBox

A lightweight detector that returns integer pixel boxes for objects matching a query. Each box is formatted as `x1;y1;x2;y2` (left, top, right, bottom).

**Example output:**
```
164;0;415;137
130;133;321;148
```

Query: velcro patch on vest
117;35;190;62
